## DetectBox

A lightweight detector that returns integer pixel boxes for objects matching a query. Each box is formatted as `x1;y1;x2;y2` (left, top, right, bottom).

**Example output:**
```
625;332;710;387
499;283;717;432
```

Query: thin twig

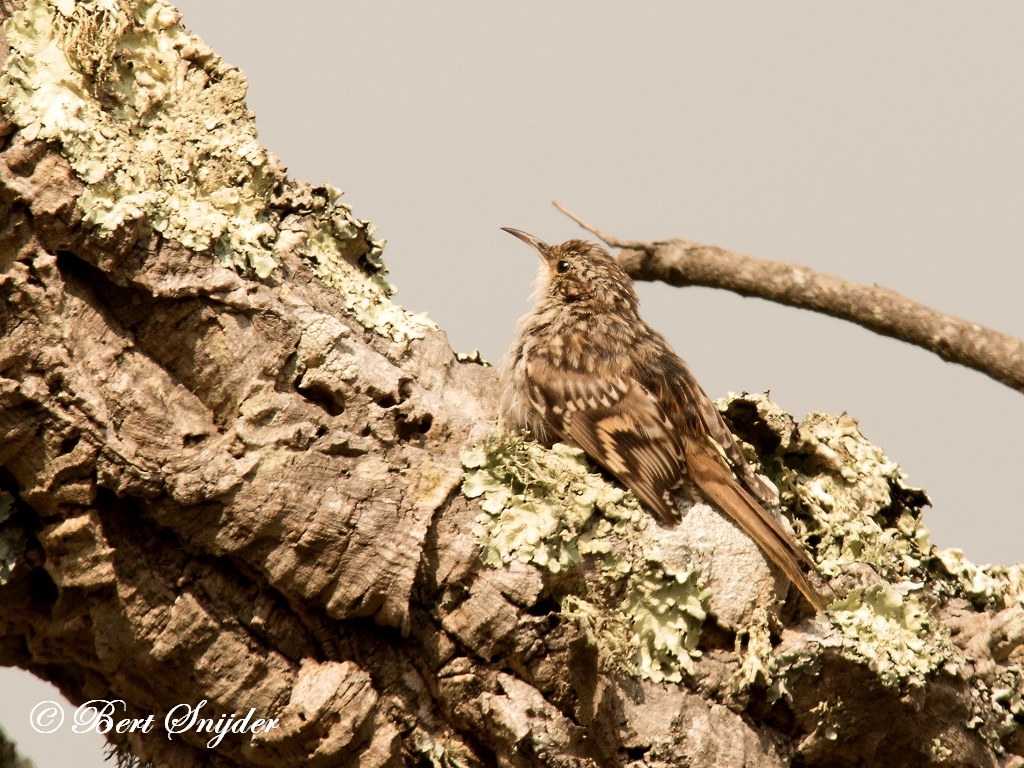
552;201;646;250
555;203;1024;396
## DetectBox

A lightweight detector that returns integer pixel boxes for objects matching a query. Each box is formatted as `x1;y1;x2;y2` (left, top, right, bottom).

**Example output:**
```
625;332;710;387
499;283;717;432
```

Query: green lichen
718;395;955;688
462;433;641;573
304;221;434;343
465;394;1019;700
934;548;1024;609
559;565;707;684
720;393;1019;701
559;561;708;684
807;698;844;744
462;431;707;683
559;595;636;671
455;349;490;366
993;669;1024;738
0;0;435;341
770;410;933;582
621;561;707;682
461;395;1024;755
928;736;953;763
733;608;775;690
828;583;952;687
1;0;278;273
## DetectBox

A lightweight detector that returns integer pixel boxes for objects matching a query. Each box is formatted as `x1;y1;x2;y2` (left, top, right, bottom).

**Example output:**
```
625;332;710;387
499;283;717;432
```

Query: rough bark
554;202;1024;397
1;3;1023;768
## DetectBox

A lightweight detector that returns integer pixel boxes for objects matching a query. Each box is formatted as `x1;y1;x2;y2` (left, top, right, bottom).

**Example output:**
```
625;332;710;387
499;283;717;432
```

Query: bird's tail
685;444;827;612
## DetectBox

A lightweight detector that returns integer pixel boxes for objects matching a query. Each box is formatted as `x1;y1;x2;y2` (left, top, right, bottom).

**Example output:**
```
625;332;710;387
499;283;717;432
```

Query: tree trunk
1;3;1023;767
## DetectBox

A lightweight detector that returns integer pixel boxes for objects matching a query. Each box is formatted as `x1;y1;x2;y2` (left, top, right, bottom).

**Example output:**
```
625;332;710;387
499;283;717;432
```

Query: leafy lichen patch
771;410;932;582
718;392;1024;725
462;433;639;573
304;222;435;343
461;395;963;690
622;561;708;682
1;0;279;273
461;431;707;683
559;561;708;684
0;0;434;341
720;396;954;685
934;548;1024;610
828;583;952;687
733;608;775;690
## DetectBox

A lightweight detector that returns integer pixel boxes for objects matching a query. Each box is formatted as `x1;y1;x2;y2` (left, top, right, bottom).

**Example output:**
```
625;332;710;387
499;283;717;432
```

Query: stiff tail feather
685;445;827;612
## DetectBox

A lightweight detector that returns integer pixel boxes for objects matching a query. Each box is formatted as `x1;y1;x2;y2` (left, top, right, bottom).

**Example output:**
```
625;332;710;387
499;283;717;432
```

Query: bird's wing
648;355;779;507
524;360;826;611
524;362;687;524
682;437;825;611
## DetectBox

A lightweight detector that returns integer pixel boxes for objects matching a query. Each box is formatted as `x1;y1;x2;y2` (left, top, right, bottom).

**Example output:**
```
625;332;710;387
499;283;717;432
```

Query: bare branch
555;203;1024;396
551;200;645;249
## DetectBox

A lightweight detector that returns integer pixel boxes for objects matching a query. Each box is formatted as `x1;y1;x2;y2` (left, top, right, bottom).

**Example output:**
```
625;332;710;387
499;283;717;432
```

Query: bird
498;227;826;612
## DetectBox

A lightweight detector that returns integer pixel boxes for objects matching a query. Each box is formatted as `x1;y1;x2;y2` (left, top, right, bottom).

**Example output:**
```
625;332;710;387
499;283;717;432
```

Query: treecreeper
498;227;827;612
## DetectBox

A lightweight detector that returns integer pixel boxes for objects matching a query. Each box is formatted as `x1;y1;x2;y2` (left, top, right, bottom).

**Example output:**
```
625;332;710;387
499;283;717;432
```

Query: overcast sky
5;3;1023;766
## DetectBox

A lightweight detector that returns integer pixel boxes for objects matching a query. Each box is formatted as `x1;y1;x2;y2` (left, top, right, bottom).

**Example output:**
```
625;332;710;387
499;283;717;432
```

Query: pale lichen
733;608;775;690
0;0;435;341
621;561;707;681
807;698;843;744
454;349;490;366
464;393;1022;722
462;431;707;682
461;400;953;689
560;562;708;684
558;595;635;672
769;409;933;582
934;548;1024;610
720;392;1024;731
462;434;639;573
928;736;953;763
304;221;434;343
719;396;956;689
1;0;279;273
827;583;952;687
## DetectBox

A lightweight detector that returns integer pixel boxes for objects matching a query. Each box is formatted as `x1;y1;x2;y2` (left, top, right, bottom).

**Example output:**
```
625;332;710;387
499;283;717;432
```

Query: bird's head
501;228;639;314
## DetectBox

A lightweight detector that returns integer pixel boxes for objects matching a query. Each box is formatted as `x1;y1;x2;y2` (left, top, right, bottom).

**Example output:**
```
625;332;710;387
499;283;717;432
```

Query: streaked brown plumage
499;228;826;612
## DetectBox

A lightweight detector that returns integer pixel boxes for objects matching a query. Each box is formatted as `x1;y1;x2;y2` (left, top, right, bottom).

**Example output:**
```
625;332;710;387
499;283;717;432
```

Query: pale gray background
3;2;1022;765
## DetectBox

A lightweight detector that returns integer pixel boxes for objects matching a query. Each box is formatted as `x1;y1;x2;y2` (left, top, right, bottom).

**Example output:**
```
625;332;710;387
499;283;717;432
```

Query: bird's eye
556;260;571;274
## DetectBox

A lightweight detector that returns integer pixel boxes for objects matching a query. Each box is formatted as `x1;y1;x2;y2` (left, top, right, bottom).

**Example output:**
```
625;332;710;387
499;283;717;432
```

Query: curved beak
501;227;550;258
